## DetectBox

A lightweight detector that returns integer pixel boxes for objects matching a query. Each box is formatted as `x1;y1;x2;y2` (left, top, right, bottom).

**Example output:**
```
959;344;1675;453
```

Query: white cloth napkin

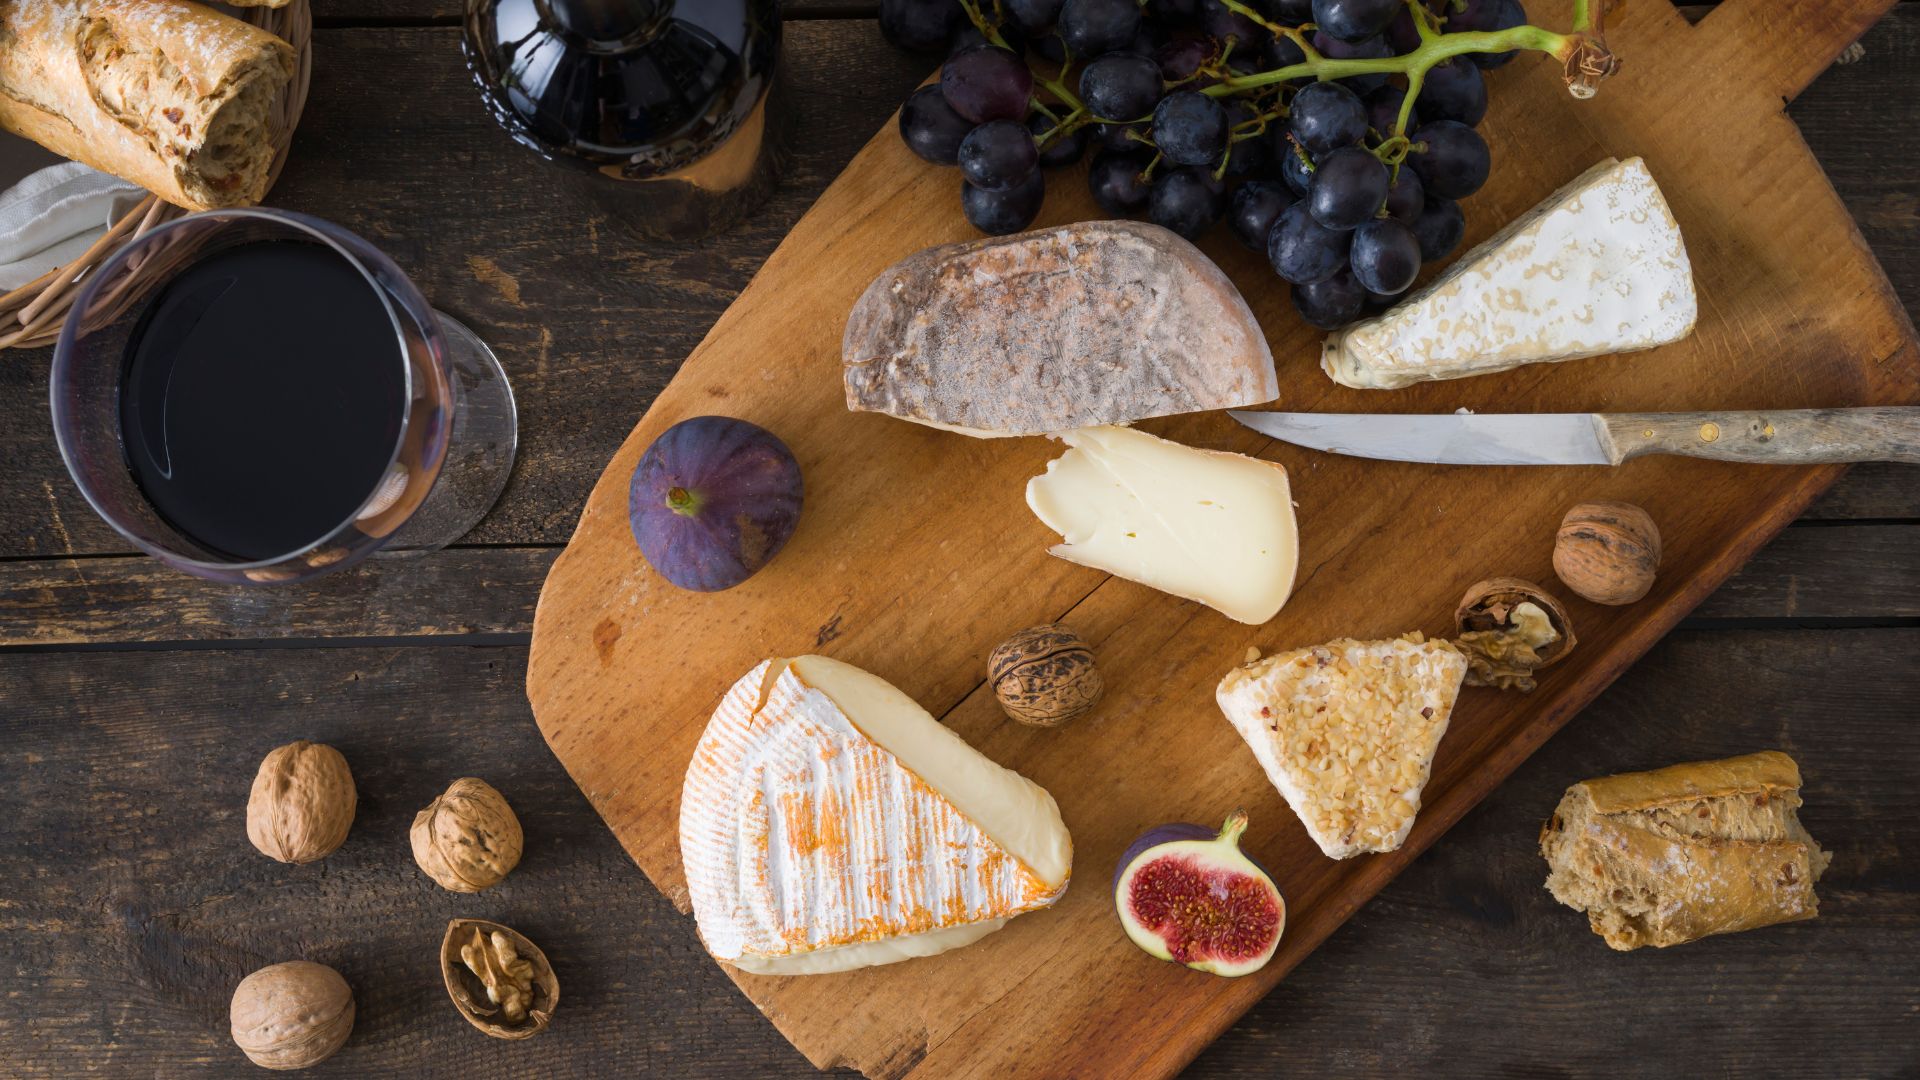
0;162;145;291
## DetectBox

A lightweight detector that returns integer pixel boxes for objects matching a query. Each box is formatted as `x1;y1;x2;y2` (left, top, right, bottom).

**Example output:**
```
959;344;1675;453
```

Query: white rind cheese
1216;635;1467;859
680;656;1072;976
1026;426;1299;625
1323;157;1696;389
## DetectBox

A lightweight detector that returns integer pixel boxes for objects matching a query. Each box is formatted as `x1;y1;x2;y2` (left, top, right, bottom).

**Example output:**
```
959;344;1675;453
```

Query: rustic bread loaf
0;0;294;210
1540;750;1830;950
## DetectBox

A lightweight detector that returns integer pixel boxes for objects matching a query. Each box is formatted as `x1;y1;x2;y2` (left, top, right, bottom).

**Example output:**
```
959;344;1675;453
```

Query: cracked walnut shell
441;919;558;1039
988;623;1103;727
246;741;356;864
230;960;354;1070
410;777;523;892
1454;578;1576;692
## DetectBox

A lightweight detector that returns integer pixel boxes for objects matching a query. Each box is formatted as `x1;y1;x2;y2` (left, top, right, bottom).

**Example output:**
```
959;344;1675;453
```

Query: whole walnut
1554;501;1662;605
411;777;523;892
989;624;1103;728
229;960;354;1070
246;741;356;864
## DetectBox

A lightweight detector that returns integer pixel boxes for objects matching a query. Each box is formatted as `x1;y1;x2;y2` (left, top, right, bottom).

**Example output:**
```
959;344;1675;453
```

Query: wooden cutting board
528;0;1917;1074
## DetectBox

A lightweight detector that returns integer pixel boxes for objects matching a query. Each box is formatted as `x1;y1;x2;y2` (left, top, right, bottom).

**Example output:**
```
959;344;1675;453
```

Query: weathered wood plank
0;629;1911;1076
3;11;1916;562
4;522;1915;645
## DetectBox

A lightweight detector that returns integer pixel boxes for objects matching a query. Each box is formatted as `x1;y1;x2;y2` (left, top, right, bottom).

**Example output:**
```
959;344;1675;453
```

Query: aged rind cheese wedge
1323;157;1697;389
843;220;1278;436
680;655;1072;975
1026;425;1298;625
1216;635;1468;859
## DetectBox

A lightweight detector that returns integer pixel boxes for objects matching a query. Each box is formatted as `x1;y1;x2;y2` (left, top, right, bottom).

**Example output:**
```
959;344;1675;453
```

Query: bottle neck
533;0;671;53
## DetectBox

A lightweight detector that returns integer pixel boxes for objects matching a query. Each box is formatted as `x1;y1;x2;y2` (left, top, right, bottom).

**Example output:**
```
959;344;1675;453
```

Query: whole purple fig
628;416;803;592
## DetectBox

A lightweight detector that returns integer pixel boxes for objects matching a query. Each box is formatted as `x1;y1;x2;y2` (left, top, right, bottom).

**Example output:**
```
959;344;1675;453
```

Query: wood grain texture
1601;408;1920;464
5;524;1918;645
2;629;1912;1077
524;0;1919;1075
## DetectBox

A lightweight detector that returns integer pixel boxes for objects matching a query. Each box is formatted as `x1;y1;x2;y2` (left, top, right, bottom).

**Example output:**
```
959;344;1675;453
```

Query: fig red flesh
628;416;803;592
1113;811;1285;976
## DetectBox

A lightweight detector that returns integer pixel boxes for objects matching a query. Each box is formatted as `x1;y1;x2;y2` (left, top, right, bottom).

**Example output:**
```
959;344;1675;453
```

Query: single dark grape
1200;0;1271;49
880;0;960;53
1149;166;1228;239
959;119;1040;191
899;85;973;165
1311;31;1393;93
1278;137;1315;195
1363;84;1418;141
1313;0;1397;42
1088;148;1155;213
1410;197;1465;260
1032;29;1068;62
1308;145;1389;230
1453;0;1526;68
950;21;1029;57
1059;0;1142;58
1292;267;1367;328
1093;119;1150;151
1383;4;1420;53
942;45;1033;123
1127;20;1170;58
1263;32;1306;74
1231;179;1295;251
1383;166;1424;222
1006;0;1066;32
1408;119;1490;199
1268;200;1352;284
1147;0;1201;24
1420;58;1487;126
1157;37;1213;82
1288;80;1366;155
1028;111;1090;167
1349;217;1421;293
1271;0;1315;21
962;170;1046;235
1081;53;1164;120
1153;90;1230;166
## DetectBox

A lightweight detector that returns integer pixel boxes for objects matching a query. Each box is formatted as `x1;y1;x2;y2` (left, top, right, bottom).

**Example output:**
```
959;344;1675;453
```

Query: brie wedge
680;655;1072;975
1026;426;1299;625
1323;156;1696;389
1216;635;1467;859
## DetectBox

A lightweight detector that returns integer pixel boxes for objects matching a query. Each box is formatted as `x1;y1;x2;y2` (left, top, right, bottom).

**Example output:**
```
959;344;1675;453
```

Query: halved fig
1112;810;1285;977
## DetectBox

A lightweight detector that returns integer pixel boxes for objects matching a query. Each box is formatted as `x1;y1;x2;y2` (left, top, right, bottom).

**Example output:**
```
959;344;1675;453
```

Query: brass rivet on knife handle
1598;407;1920;465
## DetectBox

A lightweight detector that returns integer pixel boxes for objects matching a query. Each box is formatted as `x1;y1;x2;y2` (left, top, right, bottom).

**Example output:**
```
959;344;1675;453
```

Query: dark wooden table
3;2;1916;1075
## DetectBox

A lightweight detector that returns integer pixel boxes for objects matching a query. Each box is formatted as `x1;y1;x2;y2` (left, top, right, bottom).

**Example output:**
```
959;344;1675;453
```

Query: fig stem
1218;809;1251;847
665;486;702;517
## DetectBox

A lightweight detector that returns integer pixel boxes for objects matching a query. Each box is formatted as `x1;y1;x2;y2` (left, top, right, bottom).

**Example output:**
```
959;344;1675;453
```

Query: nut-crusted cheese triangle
680;656;1072;975
1216;635;1468;859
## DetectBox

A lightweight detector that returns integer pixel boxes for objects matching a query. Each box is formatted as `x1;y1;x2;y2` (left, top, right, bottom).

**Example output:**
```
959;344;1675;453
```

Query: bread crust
1540;751;1830;950
0;0;294;210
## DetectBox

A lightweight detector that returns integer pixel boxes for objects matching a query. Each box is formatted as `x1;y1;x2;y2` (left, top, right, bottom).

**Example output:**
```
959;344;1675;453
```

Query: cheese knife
1227;408;1920;466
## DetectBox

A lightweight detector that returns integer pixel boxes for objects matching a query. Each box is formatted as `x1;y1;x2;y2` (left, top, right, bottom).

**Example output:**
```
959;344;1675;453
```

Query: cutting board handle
1689;0;1896;102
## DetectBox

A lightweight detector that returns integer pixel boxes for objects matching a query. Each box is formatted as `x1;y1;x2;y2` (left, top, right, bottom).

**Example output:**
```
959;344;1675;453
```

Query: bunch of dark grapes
886;0;1527;330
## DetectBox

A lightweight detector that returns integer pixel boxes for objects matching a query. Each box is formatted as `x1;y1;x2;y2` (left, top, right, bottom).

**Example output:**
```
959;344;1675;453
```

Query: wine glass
49;207;517;584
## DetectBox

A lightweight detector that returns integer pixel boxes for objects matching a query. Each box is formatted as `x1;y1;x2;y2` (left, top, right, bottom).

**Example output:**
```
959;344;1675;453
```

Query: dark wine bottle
462;0;785;240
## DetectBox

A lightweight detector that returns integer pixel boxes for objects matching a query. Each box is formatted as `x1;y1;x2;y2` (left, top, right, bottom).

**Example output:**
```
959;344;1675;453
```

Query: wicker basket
0;0;313;350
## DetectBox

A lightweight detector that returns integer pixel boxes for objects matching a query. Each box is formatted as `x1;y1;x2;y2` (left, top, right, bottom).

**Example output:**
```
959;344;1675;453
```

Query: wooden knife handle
1599;408;1920;465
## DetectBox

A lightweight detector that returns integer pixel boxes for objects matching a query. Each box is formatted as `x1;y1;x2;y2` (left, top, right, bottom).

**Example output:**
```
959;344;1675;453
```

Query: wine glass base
384;311;518;555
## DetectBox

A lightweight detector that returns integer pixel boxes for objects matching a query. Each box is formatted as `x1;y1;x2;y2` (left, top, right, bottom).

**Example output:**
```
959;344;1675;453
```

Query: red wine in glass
52;208;517;584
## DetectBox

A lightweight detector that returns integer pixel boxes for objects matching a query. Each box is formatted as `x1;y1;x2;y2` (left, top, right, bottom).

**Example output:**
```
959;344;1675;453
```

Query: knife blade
1227;408;1920;466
